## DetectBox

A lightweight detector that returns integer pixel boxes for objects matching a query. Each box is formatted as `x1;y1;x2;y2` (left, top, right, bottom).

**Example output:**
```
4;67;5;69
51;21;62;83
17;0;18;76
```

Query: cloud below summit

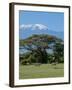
20;24;48;30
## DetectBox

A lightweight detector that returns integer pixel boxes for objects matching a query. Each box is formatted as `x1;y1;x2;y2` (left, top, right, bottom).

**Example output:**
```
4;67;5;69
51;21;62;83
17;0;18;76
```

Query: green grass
19;63;64;79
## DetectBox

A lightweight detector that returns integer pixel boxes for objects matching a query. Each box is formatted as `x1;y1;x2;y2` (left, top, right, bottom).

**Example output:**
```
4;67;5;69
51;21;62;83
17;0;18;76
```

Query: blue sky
19;10;64;40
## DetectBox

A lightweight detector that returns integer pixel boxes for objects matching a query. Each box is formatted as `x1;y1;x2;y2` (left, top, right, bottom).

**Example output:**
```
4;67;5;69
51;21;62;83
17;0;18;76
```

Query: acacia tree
20;34;63;64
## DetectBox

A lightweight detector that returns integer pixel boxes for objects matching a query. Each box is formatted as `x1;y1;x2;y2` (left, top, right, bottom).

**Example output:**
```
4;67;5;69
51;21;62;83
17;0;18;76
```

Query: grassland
19;63;64;79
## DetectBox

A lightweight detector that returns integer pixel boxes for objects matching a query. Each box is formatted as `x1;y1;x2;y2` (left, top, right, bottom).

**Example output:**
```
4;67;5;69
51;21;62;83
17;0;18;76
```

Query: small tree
53;42;64;63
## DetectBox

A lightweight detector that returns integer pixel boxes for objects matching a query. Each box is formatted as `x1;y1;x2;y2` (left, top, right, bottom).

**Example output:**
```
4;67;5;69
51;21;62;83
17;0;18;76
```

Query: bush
20;60;27;65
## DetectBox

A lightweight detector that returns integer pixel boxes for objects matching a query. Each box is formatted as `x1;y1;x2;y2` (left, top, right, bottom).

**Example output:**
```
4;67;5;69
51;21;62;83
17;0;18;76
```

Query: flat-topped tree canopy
19;34;64;64
20;34;63;51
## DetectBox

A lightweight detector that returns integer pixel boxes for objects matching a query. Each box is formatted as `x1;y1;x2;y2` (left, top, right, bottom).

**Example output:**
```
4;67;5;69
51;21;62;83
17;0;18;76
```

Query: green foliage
20;60;28;65
53;42;64;63
19;34;64;65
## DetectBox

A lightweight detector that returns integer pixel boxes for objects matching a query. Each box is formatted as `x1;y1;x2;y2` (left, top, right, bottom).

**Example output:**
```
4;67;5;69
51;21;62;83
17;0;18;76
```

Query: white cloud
20;24;32;29
20;24;48;30
32;24;48;30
